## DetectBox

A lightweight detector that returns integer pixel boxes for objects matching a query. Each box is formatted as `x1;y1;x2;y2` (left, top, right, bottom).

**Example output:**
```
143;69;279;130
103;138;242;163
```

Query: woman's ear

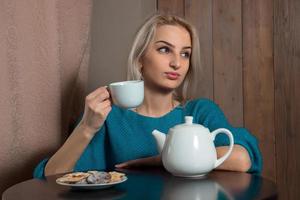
137;60;144;80
139;67;144;80
138;59;143;71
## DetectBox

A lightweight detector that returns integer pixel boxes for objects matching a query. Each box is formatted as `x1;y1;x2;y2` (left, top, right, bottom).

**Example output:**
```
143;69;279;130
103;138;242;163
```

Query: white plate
56;177;128;190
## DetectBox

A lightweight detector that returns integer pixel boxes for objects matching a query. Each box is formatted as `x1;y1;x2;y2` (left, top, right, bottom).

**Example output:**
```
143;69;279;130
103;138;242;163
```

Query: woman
34;14;262;178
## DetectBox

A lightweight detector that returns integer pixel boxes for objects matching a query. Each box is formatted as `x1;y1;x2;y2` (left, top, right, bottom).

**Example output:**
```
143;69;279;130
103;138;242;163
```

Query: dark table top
2;168;277;200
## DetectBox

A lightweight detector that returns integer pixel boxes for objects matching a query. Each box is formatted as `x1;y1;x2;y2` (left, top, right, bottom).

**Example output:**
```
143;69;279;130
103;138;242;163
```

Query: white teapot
152;116;234;178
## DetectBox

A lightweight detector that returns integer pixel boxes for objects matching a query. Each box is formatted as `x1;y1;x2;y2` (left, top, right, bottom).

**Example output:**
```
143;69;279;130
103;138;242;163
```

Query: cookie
56;172;90;184
86;171;111;184
109;171;125;182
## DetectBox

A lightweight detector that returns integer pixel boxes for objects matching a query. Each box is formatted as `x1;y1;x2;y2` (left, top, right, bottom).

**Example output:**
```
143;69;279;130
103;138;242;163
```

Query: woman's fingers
115;160;139;168
115;156;162;168
81;86;113;133
94;100;111;116
115;156;160;168
85;88;111;110
86;87;110;102
95;98;111;110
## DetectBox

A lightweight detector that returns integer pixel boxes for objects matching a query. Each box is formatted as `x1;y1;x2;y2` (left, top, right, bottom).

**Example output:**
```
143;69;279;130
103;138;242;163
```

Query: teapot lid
173;116;207;131
185;116;194;125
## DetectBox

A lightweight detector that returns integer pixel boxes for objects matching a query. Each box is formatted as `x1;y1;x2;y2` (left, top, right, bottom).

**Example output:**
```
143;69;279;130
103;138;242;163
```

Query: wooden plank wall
243;0;276;183
274;0;300;199
158;0;300;199
185;0;213;100
213;0;244;127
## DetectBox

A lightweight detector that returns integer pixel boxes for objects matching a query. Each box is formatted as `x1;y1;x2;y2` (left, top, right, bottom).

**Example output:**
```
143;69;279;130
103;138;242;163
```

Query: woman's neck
135;88;178;117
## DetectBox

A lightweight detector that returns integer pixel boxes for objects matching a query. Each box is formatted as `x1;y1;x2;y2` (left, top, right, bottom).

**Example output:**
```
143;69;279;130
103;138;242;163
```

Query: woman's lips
165;72;180;80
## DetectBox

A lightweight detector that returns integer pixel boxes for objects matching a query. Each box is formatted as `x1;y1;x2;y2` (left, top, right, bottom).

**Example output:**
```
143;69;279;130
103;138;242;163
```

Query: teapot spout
152;130;166;154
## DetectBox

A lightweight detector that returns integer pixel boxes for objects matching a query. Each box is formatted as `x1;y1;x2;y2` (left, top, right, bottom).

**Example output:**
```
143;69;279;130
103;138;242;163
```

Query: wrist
78;122;101;139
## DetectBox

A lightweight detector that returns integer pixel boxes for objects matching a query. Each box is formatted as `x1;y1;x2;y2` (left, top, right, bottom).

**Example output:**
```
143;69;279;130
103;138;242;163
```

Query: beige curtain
0;0;92;193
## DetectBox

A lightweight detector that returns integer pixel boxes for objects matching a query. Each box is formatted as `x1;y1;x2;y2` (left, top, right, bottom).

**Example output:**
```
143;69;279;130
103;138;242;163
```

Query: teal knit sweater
33;99;262;178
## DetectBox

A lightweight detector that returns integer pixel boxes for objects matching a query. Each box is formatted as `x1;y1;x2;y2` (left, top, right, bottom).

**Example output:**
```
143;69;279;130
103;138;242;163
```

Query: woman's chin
146;79;182;93
159;84;181;93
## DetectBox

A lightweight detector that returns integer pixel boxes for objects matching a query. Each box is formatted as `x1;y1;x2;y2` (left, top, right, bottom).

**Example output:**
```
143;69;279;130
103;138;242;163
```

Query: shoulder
184;98;227;124
185;98;220;112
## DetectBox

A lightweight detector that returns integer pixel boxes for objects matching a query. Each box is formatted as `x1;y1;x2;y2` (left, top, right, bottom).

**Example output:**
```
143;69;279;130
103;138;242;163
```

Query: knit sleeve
33;158;49;179
187;99;263;174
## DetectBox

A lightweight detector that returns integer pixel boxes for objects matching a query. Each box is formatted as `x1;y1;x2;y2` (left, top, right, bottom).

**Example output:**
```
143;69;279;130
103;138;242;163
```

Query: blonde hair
127;14;201;102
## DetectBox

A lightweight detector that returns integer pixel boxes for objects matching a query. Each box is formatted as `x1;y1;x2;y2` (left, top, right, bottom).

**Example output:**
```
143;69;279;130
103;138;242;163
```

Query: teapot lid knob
185;116;193;124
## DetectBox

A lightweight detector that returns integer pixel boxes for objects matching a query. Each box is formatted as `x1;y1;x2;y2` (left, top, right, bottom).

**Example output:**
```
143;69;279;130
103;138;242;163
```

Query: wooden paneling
213;0;243;126
274;0;300;199
157;0;185;17
243;0;276;181
185;0;213;99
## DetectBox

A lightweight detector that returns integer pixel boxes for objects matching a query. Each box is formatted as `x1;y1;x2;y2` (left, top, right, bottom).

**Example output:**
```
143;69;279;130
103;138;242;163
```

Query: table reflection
161;177;233;200
114;168;265;200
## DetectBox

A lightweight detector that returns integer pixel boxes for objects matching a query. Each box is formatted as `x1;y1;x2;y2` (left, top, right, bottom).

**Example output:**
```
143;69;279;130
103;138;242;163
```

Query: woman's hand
115;155;162;168
80;86;112;135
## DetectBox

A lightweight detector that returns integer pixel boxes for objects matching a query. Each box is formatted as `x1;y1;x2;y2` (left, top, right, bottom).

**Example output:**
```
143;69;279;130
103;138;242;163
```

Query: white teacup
109;80;144;108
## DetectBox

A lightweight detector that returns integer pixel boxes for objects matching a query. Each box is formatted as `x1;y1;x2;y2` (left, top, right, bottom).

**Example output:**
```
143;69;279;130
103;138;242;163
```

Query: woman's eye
158;47;170;53
181;52;191;58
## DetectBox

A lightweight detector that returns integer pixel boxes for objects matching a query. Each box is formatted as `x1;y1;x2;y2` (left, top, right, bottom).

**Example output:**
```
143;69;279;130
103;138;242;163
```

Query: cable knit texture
0;0;92;193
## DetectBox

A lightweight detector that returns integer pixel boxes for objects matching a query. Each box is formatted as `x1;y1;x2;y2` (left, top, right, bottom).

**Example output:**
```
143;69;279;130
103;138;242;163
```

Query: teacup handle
211;128;234;168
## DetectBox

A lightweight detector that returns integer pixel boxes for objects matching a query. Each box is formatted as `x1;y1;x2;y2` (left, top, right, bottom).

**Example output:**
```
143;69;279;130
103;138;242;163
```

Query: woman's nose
169;55;180;69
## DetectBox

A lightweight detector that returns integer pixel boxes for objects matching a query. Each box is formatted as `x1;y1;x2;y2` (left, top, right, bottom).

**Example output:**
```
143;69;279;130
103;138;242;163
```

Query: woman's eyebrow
155;40;191;49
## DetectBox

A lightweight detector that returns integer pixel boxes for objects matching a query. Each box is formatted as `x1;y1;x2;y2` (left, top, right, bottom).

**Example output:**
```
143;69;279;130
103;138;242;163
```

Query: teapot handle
211;128;234;168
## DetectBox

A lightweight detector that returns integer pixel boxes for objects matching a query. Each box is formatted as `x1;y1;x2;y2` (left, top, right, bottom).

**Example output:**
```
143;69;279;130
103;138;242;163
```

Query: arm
45;123;96;176
216;145;251;172
44;87;111;176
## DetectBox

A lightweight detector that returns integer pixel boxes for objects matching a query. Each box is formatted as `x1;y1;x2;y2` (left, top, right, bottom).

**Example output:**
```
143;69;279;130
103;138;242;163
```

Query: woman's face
140;24;192;93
